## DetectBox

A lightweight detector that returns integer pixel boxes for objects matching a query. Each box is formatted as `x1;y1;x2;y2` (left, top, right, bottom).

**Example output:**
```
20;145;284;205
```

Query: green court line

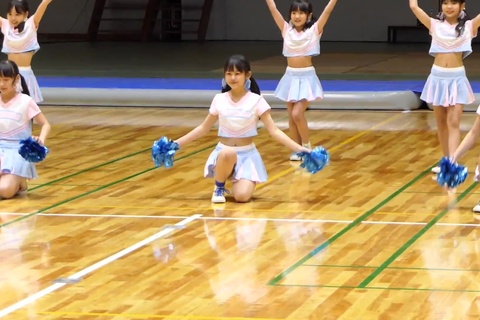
303;263;480;272
29;147;151;191
267;165;434;285
358;181;478;288
272;283;480;293
0;144;215;229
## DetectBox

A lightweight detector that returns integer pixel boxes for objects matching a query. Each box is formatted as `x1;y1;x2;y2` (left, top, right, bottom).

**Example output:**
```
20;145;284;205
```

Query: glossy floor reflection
1;107;480;319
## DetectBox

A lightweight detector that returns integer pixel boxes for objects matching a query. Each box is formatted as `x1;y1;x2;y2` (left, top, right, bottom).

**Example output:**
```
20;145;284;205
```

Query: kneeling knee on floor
234;192;252;203
0;186;17;199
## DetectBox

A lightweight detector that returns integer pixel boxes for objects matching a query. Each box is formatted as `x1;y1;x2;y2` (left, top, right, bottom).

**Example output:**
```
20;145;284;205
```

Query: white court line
33;213;354;224
0;214;201;318
3;212;480;227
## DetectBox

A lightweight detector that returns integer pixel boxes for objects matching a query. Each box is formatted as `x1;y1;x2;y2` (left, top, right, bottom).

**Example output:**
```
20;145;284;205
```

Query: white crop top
429;18;477;59
282;21;321;57
209;91;271;138
1;15;40;54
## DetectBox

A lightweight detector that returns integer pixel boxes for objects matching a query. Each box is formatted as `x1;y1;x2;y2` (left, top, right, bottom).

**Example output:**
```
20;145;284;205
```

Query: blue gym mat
35;76;480;94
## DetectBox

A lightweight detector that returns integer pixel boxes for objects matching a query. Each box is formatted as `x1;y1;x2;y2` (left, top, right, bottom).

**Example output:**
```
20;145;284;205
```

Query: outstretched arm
451;116;480;162
260;111;309;153
265;0;285;32
409;0;431;30
32;112;51;145
471;14;480;33
33;0;53;28
174;113;218;148
316;0;338;35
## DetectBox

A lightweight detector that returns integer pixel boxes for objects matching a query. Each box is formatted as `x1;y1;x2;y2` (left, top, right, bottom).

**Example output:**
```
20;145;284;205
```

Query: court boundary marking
256;112;404;190
2;211;480;227
303;263;480;273
0;143;216;229
2;112;403;230
267;165;434;285
0;214;201;318
272;283;480;293
357;181;479;288
22;310;285;320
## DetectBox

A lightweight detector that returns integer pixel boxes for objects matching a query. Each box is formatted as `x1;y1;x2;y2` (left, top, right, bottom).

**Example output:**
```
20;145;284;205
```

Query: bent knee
0;186;18;199
234;192;253;203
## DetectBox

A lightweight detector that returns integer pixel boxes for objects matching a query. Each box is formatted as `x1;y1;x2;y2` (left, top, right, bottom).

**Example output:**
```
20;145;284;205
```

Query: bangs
0;61;18;78
7;1;28;14
224;55;250;73
290;1;310;13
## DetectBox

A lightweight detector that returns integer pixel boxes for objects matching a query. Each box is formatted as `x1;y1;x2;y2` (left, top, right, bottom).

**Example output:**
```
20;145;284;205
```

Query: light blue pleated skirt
274;66;323;102
204;143;268;183
19;66;43;104
0;147;37;179
420;65;474;107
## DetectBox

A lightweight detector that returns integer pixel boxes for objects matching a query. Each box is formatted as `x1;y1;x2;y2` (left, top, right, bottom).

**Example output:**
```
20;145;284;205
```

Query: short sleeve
281;21;289;38
313;21;320;35
255;96;271;116
466;20;477;38
27;15;38;29
209;94;220;116
429;17;436;36
26;96;41;120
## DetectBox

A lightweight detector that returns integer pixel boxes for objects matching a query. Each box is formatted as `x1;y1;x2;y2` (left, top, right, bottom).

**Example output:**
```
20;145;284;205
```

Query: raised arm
472;14;480;33
409;0;431;30
265;0;285;32
316;0;338;35
174;113;218;148
260;111;309;153
33;0;53;28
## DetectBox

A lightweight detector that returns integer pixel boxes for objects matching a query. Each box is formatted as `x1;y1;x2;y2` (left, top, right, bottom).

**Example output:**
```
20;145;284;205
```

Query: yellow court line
256;112;404;190
34;311;285;320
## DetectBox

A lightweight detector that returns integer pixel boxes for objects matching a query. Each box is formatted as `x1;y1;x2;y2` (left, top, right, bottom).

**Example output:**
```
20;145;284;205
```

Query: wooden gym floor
2;106;480;319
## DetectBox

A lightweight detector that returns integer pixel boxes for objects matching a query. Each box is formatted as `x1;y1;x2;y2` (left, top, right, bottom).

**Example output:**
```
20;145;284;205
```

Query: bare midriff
287;56;313;68
433;52;464;68
7;52;34;67
219;137;254;147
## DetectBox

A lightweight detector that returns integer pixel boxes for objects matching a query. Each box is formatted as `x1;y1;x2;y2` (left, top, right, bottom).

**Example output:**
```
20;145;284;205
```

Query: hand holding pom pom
298;146;330;174
152;136;180;168
18;137;49;163
436;157;468;188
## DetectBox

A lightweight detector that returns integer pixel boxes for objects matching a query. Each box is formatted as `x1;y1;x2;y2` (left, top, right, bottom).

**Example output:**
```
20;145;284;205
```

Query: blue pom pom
152;136;179;168
18;137;49;163
436;157;468;188
299;146;330;174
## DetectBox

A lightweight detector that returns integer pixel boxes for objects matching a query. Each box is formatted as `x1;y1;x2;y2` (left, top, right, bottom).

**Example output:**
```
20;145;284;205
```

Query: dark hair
436;0;467;37
289;0;317;31
0;60;30;96
221;54;261;95
7;0;30;33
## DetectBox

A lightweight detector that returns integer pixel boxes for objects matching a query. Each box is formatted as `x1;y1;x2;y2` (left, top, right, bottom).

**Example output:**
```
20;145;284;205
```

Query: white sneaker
289;153;302;161
211;186;228;203
431;166;441;174
473;201;480;213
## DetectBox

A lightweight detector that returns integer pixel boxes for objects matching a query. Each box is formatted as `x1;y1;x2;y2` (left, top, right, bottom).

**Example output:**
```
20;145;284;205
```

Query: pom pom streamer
152;136;179;168
18;137;49;163
436;157;468;188
298;146;330;174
